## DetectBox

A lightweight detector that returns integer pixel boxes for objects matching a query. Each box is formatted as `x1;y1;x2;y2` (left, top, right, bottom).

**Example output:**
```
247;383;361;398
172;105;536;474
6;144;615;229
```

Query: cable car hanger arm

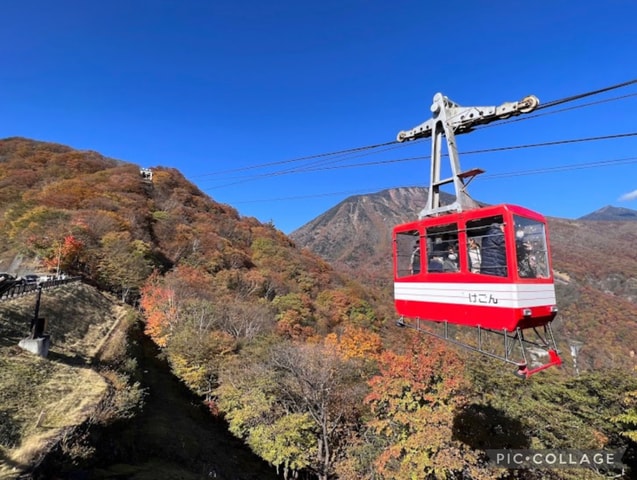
396;93;539;142
395;92;539;218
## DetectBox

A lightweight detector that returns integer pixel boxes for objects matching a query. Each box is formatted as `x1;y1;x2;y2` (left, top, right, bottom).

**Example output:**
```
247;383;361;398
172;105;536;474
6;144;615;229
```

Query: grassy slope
0;282;125;478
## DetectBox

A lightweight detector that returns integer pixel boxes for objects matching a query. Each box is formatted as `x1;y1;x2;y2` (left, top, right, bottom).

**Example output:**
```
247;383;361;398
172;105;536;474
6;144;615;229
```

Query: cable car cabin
393;204;557;333
392;92;562;377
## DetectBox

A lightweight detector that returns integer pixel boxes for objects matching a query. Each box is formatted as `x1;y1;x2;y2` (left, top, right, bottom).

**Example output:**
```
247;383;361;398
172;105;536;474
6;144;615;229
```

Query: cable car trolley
393;92;563;378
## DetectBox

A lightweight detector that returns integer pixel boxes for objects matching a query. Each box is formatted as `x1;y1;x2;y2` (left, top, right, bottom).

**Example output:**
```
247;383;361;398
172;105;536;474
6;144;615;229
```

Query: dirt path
34;324;281;480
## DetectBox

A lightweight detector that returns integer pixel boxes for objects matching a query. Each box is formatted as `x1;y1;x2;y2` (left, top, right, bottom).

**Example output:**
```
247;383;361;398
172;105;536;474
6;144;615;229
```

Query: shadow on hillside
0;311;30;348
47;350;89;367
33;323;281;480
452;403;530;450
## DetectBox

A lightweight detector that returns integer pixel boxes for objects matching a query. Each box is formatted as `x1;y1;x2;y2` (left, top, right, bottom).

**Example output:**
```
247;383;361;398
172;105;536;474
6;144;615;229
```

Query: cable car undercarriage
396;317;562;378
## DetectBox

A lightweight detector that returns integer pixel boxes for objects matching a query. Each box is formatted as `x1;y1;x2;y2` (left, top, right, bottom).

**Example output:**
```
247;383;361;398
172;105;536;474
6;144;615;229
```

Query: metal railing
0;276;82;301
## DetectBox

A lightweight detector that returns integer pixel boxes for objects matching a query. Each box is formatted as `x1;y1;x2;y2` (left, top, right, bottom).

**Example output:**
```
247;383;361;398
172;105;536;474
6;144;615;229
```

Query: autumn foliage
140;272;177;347
364;334;490;479
2;137;636;479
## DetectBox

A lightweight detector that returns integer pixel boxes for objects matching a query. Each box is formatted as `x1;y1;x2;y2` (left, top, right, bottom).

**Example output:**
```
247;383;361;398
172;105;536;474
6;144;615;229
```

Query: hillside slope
0;283;125;478
0;136;400;479
0;136;364;313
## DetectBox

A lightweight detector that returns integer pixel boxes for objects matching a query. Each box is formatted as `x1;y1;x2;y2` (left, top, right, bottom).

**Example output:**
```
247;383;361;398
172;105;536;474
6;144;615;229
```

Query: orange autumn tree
315;289;379;333
60;234;83;271
325;324;382;362
140;271;177;347
140;266;206;347
42;234;84;274
365;334;488;480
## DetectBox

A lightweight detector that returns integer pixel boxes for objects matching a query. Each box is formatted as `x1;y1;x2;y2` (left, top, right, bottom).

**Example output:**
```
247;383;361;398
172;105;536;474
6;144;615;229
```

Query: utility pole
56;240;62;278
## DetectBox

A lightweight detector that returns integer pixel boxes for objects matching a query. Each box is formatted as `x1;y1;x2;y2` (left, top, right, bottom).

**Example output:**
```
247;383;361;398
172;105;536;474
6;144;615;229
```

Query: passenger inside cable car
394;209;552;283
409;240;421;274
467;237;481;273
479;222;507;277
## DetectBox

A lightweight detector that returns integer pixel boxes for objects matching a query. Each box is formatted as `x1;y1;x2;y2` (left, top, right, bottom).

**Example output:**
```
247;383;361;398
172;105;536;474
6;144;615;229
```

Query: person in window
432;236;446;256
443;246;459;272
410;240;421;274
468;237;481;273
428;254;444;272
517;239;538;278
480;223;507;277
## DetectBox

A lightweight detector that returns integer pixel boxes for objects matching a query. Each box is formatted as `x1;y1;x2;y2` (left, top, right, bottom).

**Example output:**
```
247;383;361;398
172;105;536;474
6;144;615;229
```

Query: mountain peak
578;205;637;221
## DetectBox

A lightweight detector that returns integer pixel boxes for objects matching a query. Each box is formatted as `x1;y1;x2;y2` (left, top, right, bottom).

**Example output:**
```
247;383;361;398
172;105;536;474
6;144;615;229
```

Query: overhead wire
483;156;637;180
192;140;396;177
536;78;637;110
264;142;409;178
230;156;637;204
196;78;637;202
477;92;637;129
203;131;637;189
195;77;637;182
438;79;637;130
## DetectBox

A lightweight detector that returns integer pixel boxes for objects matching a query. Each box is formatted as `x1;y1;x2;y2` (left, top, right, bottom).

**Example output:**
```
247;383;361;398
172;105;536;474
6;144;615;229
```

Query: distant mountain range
289;187;448;275
290;189;637;274
577;205;637;221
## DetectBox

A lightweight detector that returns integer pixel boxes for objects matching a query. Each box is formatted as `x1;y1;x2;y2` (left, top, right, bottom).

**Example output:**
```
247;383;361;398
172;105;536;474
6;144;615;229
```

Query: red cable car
393;93;562;378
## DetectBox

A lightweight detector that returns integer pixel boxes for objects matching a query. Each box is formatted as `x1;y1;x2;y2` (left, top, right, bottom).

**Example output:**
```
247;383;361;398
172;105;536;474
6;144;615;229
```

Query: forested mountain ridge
289;187;453;281
1;137;636;480
0;135;393;349
0;136;389;479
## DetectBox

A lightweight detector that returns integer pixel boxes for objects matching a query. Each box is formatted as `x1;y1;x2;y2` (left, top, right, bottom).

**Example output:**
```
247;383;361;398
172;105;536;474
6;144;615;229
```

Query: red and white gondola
392;93;562;378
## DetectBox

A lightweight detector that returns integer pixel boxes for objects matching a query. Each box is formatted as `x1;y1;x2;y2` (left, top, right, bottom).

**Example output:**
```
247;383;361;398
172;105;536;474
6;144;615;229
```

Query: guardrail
0;277;82;301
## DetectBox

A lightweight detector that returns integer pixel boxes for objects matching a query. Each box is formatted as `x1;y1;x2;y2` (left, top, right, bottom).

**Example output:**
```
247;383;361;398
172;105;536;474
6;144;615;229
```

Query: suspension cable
202;131;637;188
477;92;637;130
192;140;396;178
537;78;637;110
196;78;637;181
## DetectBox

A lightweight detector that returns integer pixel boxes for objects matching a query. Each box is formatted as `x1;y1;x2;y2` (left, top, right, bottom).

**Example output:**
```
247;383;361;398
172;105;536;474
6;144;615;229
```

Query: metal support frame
396;316;562;378
396;93;539;219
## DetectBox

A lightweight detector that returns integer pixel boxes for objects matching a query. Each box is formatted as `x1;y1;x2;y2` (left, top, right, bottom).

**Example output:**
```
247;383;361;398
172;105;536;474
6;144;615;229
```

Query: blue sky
1;1;636;234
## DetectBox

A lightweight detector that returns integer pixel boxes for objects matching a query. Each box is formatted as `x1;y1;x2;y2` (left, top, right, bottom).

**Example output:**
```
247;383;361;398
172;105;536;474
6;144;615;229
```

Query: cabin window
395;230;421;277
467;215;507;276
513;215;550;279
425;223;459;274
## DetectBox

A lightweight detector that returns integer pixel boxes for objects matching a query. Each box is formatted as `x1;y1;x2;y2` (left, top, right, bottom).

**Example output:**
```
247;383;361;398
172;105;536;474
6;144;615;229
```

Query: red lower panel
394;299;554;332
